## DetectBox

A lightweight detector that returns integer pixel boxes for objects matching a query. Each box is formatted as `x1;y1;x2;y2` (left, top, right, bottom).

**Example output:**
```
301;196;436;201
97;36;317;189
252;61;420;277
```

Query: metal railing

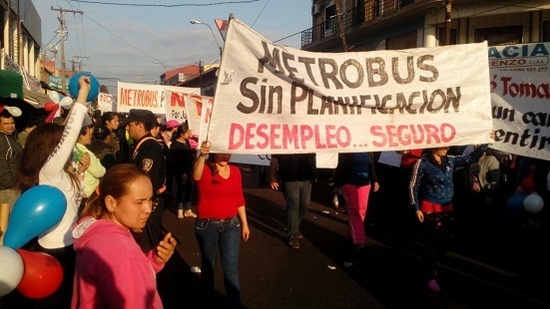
301;0;416;47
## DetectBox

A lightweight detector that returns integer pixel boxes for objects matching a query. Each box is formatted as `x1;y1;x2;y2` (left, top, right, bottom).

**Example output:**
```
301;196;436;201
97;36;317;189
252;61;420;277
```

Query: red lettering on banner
370;123;456;147
228;123;351;150
170;92;185;107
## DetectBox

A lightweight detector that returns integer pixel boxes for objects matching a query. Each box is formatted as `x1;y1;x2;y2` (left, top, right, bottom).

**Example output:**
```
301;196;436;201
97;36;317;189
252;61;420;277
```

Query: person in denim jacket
409;144;487;292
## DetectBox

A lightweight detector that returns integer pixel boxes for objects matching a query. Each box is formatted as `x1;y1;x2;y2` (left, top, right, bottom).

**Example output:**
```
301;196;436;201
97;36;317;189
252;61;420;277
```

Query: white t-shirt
38;104;87;249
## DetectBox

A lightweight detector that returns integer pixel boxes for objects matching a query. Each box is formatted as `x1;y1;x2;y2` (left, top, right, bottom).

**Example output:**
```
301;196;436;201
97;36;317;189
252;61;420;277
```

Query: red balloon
16;249;63;299
43;101;57;112
521;177;535;194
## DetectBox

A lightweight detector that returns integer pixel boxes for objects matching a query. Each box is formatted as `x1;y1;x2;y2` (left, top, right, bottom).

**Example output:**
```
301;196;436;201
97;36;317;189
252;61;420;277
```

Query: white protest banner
377;151;402;168
186;94;213;132
229;152;337;168
488;42;550;160
97;93;113;112
208;18;493;154
165;90;208;128
198;99;213;146
164;85;200;95
165;89;187;123
230;154;271;166
316;153;338;168
117;82;166;114
117;82;199;114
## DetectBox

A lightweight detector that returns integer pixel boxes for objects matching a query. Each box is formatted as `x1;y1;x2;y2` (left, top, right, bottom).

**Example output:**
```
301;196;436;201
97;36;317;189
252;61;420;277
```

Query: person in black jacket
269;153;316;249
170;123;197;218
124;109;167;253
333;152;379;250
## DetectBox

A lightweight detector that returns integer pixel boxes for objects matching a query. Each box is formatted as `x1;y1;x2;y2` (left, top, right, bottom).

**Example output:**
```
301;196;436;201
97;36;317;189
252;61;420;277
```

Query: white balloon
59;96;74;107
4;106;22;117
0;246;24;297
523;192;544;214
48;91;60;103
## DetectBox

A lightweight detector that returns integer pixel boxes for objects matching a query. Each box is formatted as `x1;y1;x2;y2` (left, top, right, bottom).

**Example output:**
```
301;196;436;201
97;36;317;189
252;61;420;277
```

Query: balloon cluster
0;185;67;298
43;91;74;112
507;192;545;214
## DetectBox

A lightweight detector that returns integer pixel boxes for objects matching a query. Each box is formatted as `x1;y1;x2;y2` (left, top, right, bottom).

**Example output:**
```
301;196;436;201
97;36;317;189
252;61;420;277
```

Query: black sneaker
288;236;300;249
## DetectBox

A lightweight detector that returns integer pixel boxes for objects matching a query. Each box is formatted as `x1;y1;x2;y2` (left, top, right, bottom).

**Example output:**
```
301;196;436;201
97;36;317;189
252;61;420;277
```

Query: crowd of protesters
1;80;549;306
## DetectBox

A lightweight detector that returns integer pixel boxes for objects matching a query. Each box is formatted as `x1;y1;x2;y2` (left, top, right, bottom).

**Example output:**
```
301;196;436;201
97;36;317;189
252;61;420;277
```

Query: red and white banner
207;18;493;154
488;42;550;160
116;82;199;114
165;91;213;133
215;19;229;41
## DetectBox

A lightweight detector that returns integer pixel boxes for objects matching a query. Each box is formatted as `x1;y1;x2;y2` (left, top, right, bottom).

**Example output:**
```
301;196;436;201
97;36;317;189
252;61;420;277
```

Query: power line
69;0;260;7
250;0;270;27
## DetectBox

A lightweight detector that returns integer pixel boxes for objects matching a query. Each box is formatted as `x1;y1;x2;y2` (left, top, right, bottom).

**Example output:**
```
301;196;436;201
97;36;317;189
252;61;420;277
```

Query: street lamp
190;20;223;62
153;60;168;84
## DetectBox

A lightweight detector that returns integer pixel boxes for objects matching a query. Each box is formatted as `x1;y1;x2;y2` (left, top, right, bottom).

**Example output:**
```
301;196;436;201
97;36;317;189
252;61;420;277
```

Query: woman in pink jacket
71;164;177;308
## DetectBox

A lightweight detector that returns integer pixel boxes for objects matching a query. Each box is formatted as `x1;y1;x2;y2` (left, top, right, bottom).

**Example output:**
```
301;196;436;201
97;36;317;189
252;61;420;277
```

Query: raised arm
192;141;211;181
41;77;91;180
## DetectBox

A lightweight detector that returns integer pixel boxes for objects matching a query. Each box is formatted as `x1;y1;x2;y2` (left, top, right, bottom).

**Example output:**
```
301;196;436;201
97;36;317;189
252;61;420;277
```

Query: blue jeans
195;216;241;307
282;180;312;237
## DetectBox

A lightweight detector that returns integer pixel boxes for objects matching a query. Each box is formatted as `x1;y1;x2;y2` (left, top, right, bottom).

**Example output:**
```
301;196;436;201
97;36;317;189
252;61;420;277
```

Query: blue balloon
4;185;67;249
506;193;527;213
68;72;100;102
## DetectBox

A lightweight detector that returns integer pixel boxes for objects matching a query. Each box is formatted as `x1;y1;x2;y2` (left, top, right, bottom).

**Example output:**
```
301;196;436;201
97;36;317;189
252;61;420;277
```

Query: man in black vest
124;109;167;252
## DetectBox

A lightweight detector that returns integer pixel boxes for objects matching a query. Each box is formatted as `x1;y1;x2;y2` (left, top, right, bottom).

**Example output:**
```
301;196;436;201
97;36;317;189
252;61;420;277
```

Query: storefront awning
23;88;51;108
0;70;23;99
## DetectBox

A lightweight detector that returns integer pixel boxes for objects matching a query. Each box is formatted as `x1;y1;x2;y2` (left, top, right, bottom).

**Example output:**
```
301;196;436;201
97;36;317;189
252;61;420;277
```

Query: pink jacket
71;217;165;309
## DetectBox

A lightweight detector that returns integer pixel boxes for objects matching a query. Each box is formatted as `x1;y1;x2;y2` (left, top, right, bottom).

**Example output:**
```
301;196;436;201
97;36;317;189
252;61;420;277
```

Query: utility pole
198;59;203;94
335;0;349;52
72;56;89;72
444;0;452;46
51;7;83;92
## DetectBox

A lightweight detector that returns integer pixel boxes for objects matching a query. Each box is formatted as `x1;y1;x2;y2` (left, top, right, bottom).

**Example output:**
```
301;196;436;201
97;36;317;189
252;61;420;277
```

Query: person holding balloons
12;75;93;307
72;163;176;309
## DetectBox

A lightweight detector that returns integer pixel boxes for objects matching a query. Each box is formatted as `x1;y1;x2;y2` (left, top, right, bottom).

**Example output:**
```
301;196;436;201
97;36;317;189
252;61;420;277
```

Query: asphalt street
158;177;550;309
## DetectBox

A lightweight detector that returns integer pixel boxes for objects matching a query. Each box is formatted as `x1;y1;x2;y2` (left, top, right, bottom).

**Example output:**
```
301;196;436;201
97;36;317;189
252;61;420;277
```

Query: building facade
303;0;550;52
1;0;42;92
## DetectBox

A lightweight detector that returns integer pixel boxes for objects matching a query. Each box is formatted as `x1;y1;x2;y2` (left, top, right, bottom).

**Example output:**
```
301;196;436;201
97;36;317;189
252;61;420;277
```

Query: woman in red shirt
193;141;250;308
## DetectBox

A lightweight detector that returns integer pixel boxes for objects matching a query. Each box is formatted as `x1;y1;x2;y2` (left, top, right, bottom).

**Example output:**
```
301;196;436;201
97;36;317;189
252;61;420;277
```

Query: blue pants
195;216;241;307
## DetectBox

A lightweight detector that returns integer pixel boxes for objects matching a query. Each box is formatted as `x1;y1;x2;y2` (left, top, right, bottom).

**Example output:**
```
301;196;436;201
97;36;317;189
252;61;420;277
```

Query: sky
33;0;312;93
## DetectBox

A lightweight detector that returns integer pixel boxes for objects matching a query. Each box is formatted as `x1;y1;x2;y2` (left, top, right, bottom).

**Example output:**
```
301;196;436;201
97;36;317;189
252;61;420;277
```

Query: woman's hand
241;225;250;242
416;210;424;223
199;141;211;157
372;181;380;192
154;232;177;264
76;76;91;104
78;152;91;173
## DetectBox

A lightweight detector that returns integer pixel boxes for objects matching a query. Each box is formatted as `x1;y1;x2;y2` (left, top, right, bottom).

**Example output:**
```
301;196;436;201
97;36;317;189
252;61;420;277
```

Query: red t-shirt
196;164;246;219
